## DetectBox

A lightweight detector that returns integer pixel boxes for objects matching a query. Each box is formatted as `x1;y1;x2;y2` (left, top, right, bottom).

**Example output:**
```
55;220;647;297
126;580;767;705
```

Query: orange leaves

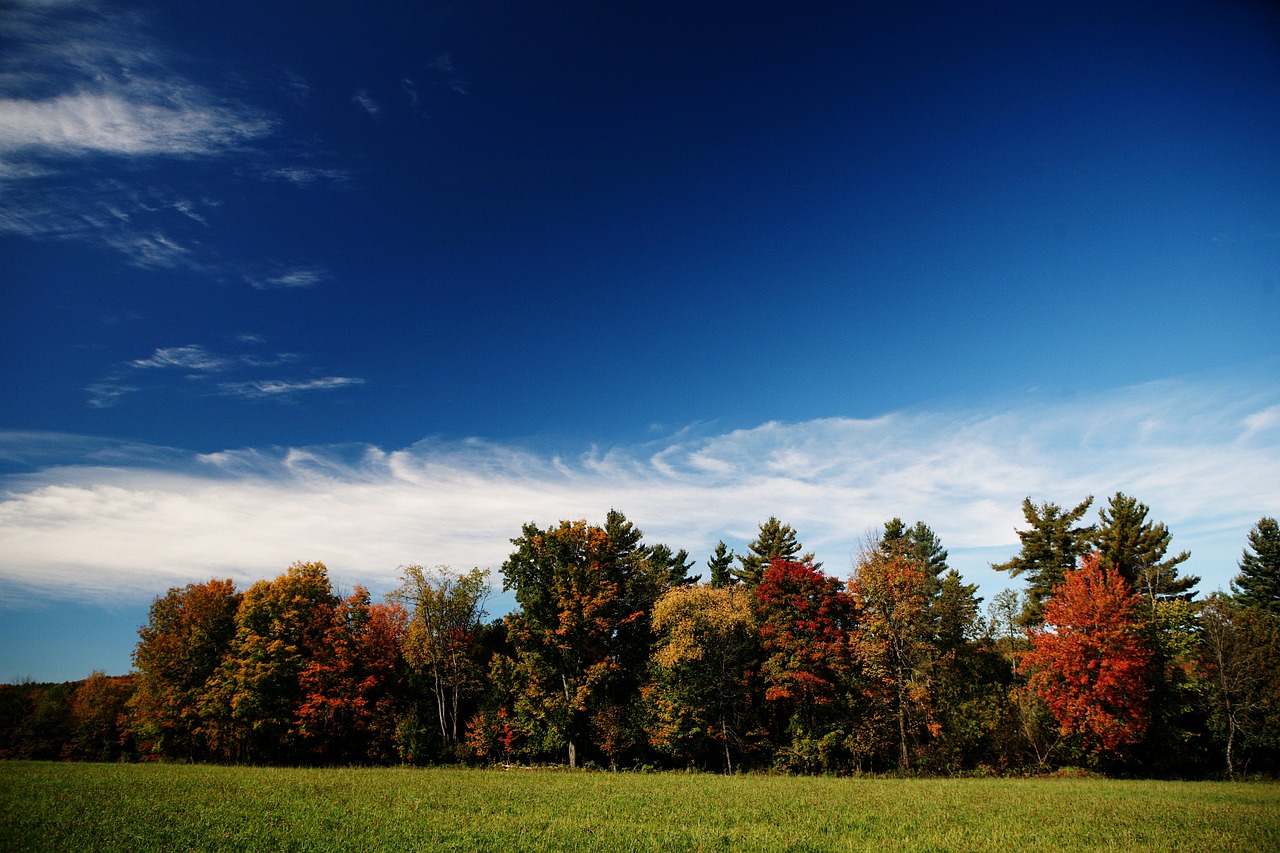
1021;553;1154;758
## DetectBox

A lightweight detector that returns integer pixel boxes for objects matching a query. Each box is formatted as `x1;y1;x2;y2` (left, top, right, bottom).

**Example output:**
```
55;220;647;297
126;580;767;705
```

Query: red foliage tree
296;588;407;763
756;559;856;765
1020;553;1153;760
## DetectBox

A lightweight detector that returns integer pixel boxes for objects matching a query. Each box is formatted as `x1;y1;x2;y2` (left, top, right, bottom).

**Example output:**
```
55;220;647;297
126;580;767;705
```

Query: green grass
2;763;1277;852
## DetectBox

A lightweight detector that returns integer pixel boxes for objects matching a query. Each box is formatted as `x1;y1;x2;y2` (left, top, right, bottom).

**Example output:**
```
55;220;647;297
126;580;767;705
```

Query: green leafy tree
927;570;1008;773
395;565;491;749
734;517;815;588
707;540;735;588
1095;492;1196;602
992;497;1096;625
880;518;950;594
649;543;700;587
1199;593;1280;776
1234;517;1280;615
129;578;242;761
647;584;761;772
501;510;666;767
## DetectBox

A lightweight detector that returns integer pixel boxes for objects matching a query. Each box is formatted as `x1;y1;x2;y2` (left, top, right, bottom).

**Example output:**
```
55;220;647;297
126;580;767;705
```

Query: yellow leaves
652;584;756;671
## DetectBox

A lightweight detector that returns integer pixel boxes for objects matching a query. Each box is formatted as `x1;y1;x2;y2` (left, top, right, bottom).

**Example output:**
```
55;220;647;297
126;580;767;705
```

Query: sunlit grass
2;762;1277;851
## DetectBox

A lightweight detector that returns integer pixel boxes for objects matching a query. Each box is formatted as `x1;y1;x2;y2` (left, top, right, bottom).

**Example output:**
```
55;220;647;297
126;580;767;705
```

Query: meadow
2;762;1277;852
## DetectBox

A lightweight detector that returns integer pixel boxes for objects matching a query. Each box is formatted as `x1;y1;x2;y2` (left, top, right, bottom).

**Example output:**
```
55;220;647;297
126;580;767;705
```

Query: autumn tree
849;549;935;770
295;588;408;763
647;583;761;772
992;497;1096;625
1021;553;1153;764
1095;492;1196;602
501;510;667;767
734;517;815;588
394;565;490;751
68;672;135;761
756;560;856;771
1233;517;1280;615
129;578;242;761
204;561;338;763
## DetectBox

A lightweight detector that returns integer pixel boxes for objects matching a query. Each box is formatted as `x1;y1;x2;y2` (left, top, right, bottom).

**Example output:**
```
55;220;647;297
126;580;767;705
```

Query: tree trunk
567;739;577;769
722;714;733;774
896;659;909;770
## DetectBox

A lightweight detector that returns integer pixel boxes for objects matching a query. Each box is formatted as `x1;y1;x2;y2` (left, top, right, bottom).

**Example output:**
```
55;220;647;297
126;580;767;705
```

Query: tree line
2;495;1277;777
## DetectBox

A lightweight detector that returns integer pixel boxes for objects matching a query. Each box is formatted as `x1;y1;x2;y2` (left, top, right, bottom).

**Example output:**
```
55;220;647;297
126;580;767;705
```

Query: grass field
2;762;1277;852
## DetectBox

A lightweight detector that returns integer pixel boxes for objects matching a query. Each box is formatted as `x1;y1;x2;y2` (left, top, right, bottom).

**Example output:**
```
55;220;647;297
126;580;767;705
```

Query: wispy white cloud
218;376;365;399
0;0;330;277
0;89;272;158
86;342;361;408
248;268;326;290
352;90;381;118
268;166;351;187
3;375;1275;607
129;345;232;372
429;54;468;96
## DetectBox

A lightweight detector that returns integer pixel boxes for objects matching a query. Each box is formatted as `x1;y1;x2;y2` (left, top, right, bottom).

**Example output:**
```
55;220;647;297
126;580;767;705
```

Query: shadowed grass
2;762;1277;851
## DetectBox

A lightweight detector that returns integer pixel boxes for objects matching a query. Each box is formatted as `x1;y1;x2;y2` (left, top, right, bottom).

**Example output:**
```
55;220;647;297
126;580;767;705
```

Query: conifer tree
650;543;700;587
880;518;949;595
1234;517;1280;615
992;497;1096;625
734;517;815;588
707;540;735;588
1095;492;1196;602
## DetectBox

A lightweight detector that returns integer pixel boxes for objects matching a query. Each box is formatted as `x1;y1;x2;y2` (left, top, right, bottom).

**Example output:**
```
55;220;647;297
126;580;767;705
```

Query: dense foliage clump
3;500;1277;778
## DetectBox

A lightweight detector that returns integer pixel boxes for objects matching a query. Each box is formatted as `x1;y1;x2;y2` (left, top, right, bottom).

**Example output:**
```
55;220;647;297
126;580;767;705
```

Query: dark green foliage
881;518;950;592
706;540;735;588
733;517;814;588
649;543;700;587
1234;517;1280;615
1199;593;1280;776
499;510;668;768
1096;492;1196;602
991;496;1096;625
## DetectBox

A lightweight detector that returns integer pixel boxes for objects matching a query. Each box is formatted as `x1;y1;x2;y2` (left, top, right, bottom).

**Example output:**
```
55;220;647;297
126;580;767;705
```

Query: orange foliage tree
129;578;242;761
295;588;407;763
1020;553;1153;761
849;550;935;770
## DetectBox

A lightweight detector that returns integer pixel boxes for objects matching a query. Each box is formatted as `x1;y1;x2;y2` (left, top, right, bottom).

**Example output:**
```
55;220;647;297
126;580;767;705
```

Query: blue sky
1;0;1277;682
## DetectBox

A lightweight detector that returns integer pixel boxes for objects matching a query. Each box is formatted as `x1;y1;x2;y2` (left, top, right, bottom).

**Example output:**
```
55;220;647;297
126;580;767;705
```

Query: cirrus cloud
2;374;1275;608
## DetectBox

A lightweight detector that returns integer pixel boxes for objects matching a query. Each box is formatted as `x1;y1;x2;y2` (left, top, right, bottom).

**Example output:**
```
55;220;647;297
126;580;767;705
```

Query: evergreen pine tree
991;496;1096;625
880;518;950;595
1095;492;1196;602
733;517;815;588
1233;517;1280;615
649;543;700;587
707;540;735;588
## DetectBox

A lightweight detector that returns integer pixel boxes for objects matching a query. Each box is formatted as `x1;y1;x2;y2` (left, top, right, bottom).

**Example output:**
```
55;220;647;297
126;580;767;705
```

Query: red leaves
1021;553;1153;758
756;560;855;708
